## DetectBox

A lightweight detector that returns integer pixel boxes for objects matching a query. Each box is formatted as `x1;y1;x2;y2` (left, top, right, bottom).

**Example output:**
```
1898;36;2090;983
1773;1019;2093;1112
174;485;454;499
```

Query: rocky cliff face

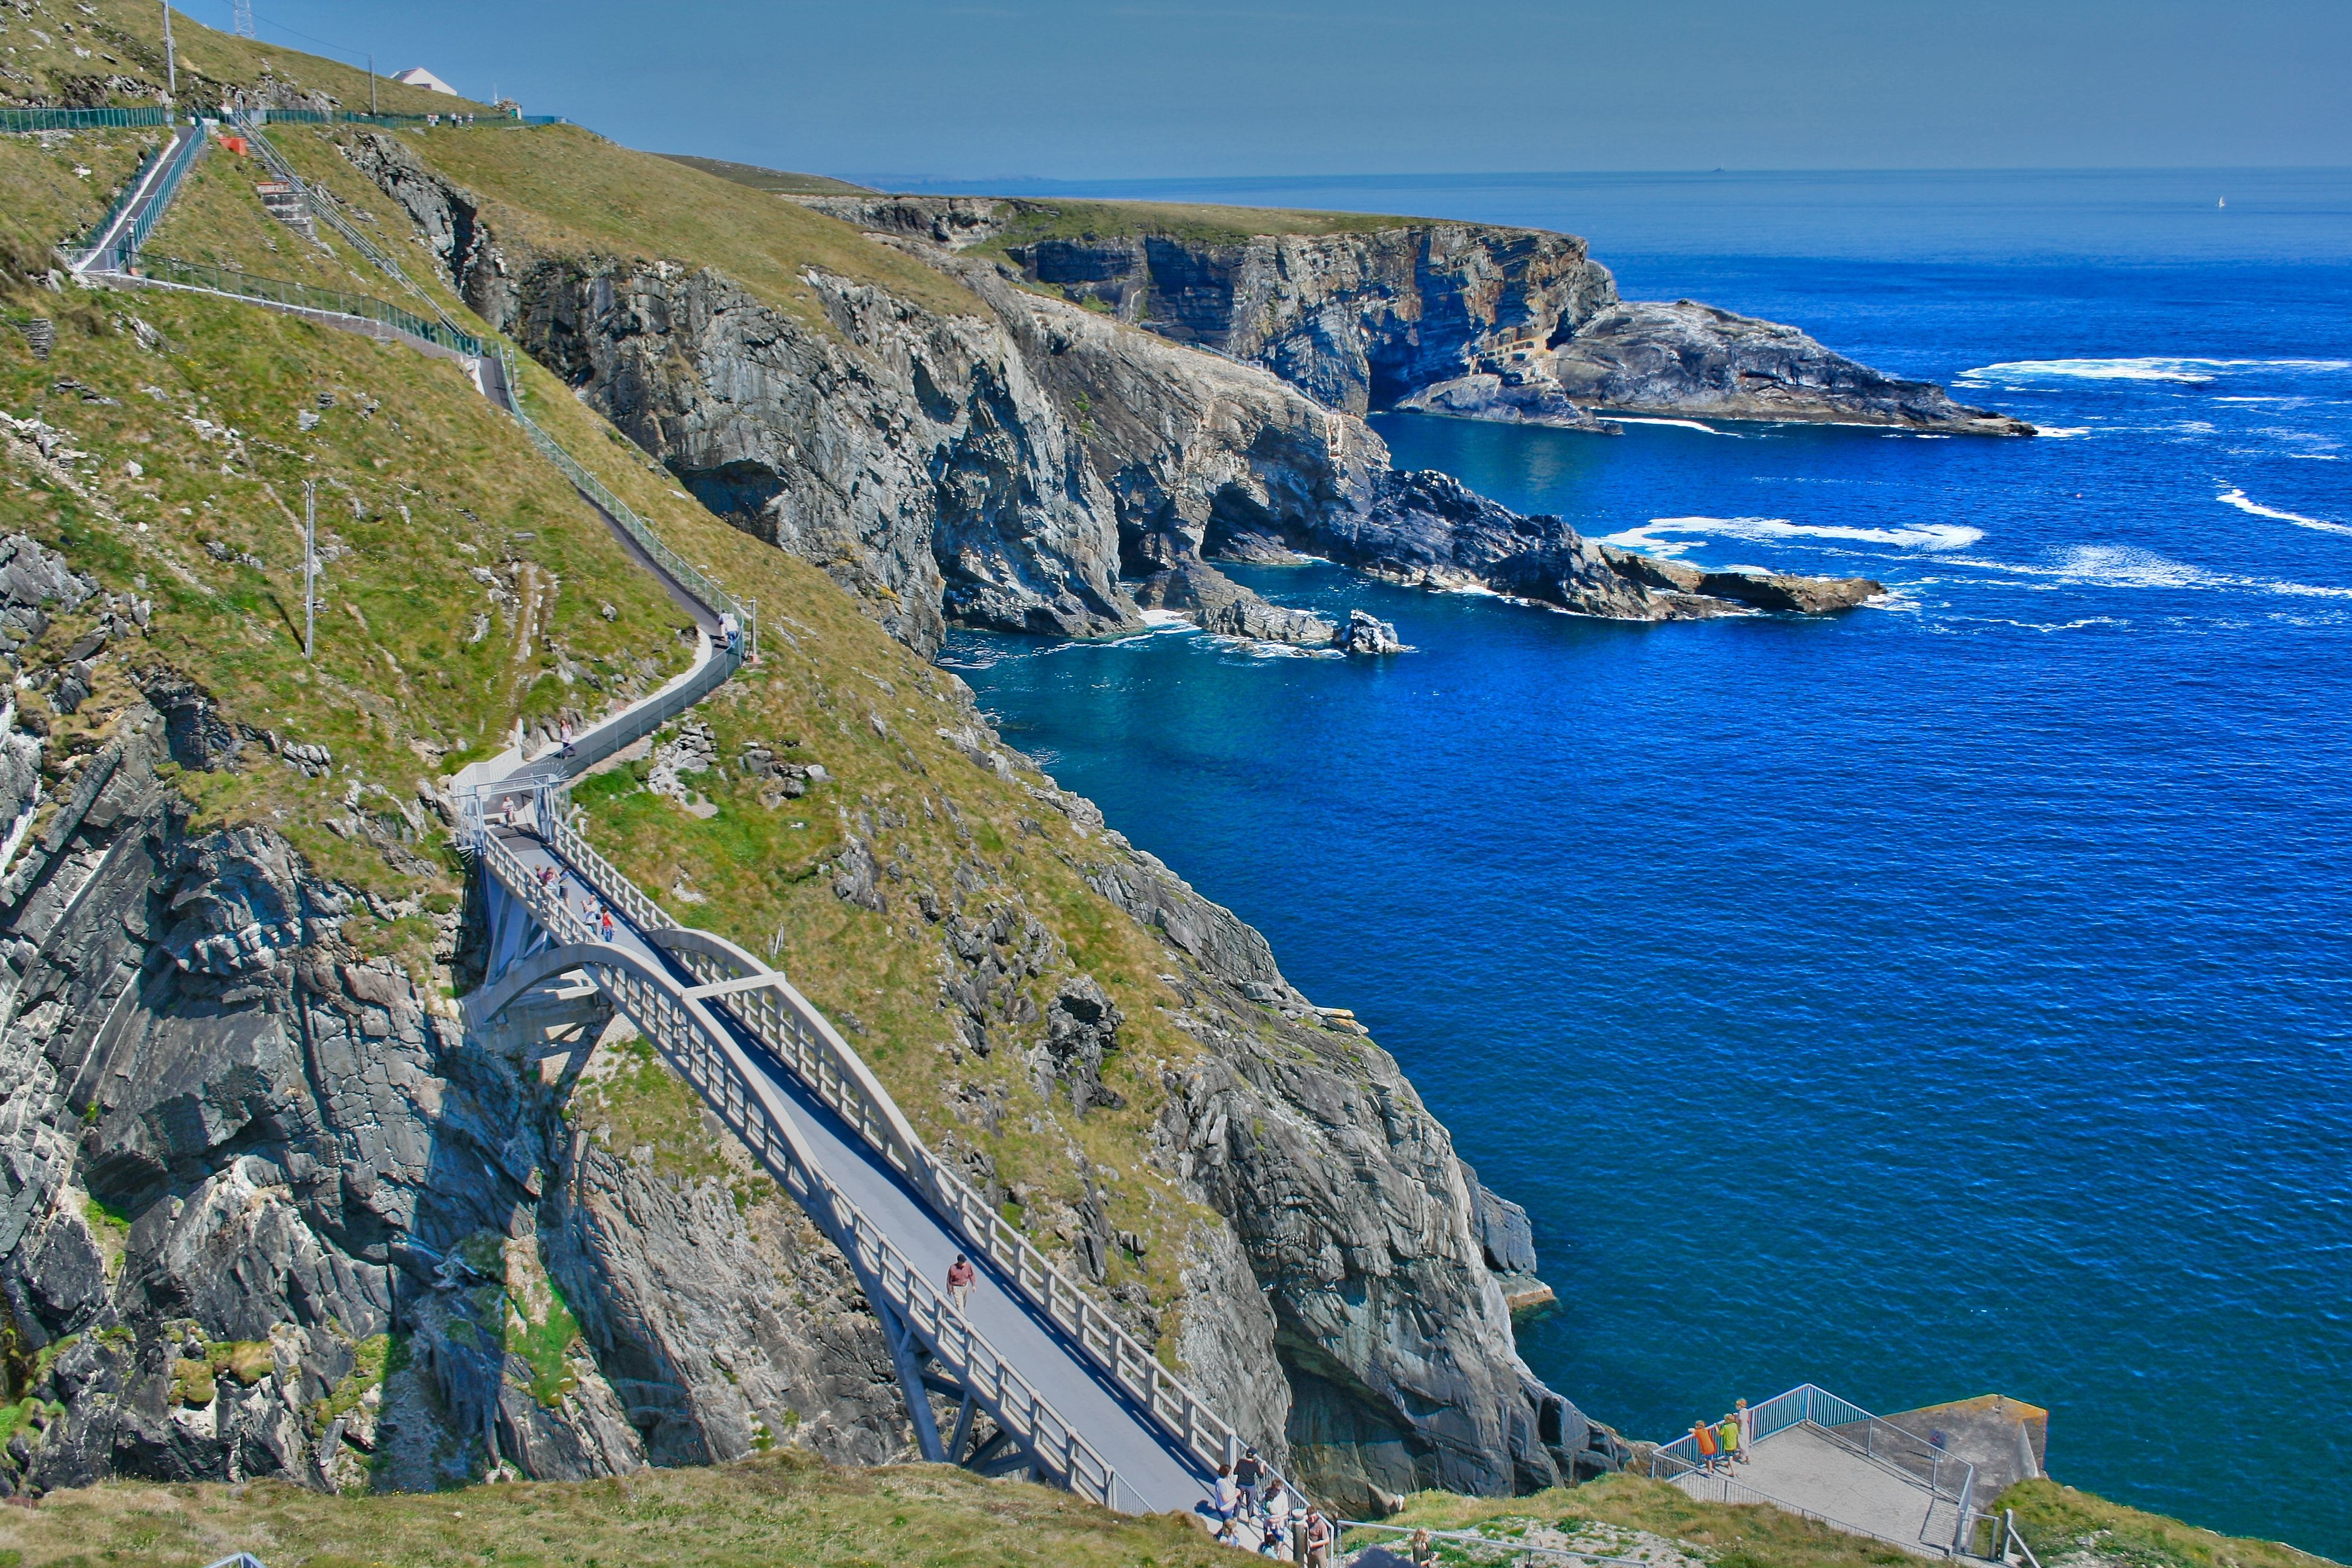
342;135;1880;653
0;697;916;1498
800;195;2030;436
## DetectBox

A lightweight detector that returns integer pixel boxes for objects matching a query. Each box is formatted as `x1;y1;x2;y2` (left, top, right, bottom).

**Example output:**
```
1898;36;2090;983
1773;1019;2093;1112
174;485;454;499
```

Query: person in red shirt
946;1253;975;1313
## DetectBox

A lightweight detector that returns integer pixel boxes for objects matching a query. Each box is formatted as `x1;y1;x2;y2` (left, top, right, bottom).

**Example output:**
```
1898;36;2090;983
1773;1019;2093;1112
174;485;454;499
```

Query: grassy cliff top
20;0;488;117
384;123;982;328
975;195;1422;252
0;1452;1253;1567
658;153;876;197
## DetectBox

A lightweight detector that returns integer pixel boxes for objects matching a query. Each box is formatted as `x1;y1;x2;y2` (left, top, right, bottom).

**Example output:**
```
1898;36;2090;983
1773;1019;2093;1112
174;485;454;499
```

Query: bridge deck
491;828;1215;1516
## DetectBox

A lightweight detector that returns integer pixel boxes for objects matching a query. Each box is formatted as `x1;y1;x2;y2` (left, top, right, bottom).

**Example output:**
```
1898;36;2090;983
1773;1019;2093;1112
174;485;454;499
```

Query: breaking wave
1604;515;1985;555
2218;487;2352;538
1958;357;2352;386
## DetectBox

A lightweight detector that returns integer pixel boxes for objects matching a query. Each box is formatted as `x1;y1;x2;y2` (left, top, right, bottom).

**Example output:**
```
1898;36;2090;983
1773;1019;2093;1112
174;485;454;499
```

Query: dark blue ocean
936;169;2352;1557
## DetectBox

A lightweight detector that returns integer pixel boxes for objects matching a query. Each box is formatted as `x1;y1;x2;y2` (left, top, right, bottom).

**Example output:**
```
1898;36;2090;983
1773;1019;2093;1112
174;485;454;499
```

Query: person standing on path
1411;1526;1436;1566
1234;1446;1264;1516
1214;1463;1239;1523
1718;1414;1742;1470
1304;1509;1334;1568
1693;1418;1720;1474
946;1253;975;1314
1736;1398;1754;1462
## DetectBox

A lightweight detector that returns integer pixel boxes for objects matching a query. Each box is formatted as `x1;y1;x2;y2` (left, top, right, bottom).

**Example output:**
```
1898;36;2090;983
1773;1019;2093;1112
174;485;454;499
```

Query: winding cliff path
62;122;1252;1517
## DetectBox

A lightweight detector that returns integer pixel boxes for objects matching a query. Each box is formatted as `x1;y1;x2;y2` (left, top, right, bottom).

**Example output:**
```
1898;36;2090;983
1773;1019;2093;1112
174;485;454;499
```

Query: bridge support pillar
879;1300;946;1463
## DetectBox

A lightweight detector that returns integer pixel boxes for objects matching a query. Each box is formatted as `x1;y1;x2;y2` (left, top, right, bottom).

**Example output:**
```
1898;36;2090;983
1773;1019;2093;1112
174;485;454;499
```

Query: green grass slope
374;121;980;329
975;195;1413;255
11;0;485;116
657;152;875;197
0;1452;1255;1568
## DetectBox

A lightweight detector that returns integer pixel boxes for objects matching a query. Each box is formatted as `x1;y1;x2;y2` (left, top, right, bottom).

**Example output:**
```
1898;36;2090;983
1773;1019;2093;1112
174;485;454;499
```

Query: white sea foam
1941;544;2352;599
2217;487;2352;538
1615;417;1736;436
1138;609;1198;631
1604;515;1985;555
2034;426;2094;438
1959;356;2352;385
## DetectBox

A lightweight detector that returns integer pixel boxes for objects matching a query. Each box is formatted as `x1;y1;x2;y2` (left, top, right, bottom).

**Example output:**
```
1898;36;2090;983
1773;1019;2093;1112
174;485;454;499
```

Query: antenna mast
232;0;254;39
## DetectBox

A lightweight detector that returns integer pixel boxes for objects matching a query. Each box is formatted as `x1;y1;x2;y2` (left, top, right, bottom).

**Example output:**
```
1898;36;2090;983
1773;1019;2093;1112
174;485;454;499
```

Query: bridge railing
540;793;1275;1503
476;829;1128;1507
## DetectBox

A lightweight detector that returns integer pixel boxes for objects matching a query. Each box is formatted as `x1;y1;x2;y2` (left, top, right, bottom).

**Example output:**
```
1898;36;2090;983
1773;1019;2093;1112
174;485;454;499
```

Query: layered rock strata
341;134;1880;655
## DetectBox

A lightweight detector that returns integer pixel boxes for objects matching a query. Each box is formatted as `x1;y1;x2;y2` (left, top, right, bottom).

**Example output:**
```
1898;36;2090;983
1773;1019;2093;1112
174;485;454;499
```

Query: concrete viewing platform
1674;1424;1945;1555
1653;1385;2046;1559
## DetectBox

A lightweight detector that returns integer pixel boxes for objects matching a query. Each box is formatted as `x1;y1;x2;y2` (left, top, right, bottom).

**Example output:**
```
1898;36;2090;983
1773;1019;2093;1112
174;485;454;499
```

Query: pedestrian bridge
58;103;1283;1524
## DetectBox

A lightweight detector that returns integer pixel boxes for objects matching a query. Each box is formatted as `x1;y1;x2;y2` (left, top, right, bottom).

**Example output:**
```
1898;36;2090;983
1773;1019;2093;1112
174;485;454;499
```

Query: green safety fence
134;254;485;357
0;105;173;132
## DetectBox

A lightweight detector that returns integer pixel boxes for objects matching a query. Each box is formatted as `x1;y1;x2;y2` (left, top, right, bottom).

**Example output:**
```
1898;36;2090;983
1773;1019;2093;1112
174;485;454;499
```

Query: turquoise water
941;169;2352;1556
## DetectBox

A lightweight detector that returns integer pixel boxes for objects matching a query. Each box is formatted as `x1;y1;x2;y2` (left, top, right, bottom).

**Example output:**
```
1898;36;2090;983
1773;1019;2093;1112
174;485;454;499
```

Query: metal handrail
128;255;485;355
1;105;174;132
477;831;1128;1506
535;792;1289;1508
500;357;742;622
74;122;198;272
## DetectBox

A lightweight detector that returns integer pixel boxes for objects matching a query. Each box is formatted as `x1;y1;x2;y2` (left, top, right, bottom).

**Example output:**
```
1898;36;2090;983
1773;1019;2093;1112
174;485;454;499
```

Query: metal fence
239;107;566;129
0;105;173;132
131;255;485;356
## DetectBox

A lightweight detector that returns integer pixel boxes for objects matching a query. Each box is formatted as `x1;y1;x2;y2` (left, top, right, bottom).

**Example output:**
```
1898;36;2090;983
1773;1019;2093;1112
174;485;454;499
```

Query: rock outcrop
1537;300;2036;434
797;195;2030;436
1135;561;1336;646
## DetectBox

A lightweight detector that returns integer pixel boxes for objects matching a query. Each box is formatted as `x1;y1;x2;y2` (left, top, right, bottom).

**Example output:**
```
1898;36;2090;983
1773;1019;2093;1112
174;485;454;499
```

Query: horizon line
828;163;2352;191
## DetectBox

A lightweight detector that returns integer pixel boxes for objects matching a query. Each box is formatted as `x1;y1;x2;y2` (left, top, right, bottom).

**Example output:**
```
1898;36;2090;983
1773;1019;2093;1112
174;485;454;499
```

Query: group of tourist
1689;1398;1754;1474
1203;1447;1333;1561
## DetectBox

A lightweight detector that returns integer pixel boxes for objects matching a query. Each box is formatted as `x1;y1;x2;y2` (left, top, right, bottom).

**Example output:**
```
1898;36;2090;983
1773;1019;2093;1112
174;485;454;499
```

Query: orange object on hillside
219;134;249;155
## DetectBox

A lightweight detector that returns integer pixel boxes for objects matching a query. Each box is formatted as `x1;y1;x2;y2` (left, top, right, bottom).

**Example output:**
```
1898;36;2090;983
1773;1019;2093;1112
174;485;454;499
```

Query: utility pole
369;54;376;116
302;479;317;659
231;0;253;40
160;2;175;100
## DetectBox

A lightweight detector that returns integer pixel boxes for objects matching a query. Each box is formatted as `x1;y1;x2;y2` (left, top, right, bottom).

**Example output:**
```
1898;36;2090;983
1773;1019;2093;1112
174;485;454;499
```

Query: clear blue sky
235;0;2351;181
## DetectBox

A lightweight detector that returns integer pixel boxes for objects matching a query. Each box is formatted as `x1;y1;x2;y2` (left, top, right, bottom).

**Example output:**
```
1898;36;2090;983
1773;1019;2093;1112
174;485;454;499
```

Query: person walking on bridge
946;1253;975;1314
